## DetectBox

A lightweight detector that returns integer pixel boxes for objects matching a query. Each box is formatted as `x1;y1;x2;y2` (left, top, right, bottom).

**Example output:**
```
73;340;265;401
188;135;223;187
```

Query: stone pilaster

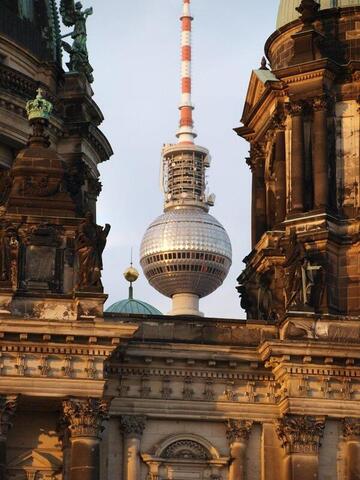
120;415;146;480
276;415;325;480
288;102;305;214
226;419;253;480
248;142;267;246
272;113;287;225
343;418;360;480
62;398;109;480
0;395;17;480
312;96;329;210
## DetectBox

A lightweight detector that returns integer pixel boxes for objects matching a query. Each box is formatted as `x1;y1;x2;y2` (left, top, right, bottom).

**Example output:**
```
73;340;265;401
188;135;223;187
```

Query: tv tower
140;0;232;316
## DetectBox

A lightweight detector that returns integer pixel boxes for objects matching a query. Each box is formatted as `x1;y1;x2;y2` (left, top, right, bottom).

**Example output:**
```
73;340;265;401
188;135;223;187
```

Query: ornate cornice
343;418;360;440
226;419;253;444
0;395;18;437
276;415;325;454
119;415;146;437
62;398;109;438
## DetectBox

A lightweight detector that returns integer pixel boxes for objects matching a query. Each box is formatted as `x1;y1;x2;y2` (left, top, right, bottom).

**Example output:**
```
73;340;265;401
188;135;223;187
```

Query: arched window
141;434;229;480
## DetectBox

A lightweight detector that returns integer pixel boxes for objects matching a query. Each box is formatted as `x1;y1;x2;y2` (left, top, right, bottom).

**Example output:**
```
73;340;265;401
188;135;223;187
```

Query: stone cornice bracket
276;415;325;454
62;398;109;439
226;419;253;444
0;395;18;437
343;418;360;440
119;415;147;438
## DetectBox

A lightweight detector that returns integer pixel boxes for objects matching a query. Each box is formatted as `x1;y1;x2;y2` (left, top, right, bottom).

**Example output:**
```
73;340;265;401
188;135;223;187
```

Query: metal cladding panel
140;208;232;299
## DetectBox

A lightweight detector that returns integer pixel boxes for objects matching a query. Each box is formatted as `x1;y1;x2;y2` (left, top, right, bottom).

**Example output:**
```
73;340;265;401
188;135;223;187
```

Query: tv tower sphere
140;0;232;316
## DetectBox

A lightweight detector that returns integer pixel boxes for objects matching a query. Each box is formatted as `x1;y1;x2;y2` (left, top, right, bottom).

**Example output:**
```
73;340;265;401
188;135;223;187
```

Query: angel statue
60;1;94;83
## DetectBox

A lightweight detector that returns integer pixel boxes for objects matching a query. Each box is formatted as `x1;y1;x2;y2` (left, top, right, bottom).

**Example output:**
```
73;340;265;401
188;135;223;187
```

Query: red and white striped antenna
177;0;197;144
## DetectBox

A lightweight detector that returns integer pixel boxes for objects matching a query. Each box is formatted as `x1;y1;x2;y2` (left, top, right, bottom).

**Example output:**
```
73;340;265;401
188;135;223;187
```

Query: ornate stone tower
236;0;360;328
0;3;137;479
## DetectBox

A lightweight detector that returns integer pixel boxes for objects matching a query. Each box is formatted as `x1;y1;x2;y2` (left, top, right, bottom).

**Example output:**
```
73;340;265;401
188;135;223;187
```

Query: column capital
343;418;360;440
62;397;109;439
119;415;146;438
226;419;253;444
312;95;331;112
0;395;18;437
286;101;306;117
276;415;325;454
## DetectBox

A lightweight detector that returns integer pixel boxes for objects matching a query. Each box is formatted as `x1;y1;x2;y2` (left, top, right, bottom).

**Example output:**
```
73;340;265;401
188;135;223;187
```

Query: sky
79;0;280;319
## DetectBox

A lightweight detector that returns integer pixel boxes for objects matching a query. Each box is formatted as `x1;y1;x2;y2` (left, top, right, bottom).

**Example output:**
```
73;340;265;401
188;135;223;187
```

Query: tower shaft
177;0;196;143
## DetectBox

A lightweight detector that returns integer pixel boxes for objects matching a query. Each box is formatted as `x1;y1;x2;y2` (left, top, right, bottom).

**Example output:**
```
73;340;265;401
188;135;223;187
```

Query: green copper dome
277;0;360;28
106;298;163;316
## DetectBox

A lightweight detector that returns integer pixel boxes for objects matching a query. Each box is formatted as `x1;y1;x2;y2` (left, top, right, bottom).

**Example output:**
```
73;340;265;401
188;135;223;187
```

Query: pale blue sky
80;0;280;318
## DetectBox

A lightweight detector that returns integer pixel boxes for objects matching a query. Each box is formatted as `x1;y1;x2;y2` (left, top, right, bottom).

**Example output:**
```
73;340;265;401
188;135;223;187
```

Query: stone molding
276;415;325;454
119;415;146;437
62;397;109;438
226;419;253;444
0;394;18;437
343;418;360;440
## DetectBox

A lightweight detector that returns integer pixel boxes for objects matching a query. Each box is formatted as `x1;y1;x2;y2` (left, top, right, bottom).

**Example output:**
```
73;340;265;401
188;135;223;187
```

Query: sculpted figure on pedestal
75;212;110;291
60;0;94;83
283;231;324;311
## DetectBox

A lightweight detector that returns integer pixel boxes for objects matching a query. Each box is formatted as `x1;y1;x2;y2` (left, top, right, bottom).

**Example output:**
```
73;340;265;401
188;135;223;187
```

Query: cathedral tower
236;0;360;327
140;0;232;317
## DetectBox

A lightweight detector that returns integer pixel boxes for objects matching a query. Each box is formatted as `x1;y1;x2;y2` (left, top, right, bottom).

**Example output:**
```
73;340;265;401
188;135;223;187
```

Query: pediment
8;449;61;471
242;69;280;121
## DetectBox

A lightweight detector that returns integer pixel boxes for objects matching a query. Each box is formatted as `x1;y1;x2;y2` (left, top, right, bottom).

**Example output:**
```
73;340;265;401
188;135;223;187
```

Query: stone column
120;415;146;480
276;415;325;480
249;143;267;247
288;102;305;214
62;398;109;480
343;418;360;480
274;128;287;224
312;96;329;210
226;419;253;480
0;395;17;480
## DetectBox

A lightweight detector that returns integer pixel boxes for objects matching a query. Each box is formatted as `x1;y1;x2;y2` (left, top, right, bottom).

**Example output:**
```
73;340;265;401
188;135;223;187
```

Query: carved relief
161;377;172;400
62;398;109;438
203;380;215;401
182;377;194;400
276;415;325;454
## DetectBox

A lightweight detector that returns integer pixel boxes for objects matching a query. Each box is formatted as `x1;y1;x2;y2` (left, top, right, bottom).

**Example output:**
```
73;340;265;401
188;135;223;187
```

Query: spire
176;0;196;144
123;264;139;300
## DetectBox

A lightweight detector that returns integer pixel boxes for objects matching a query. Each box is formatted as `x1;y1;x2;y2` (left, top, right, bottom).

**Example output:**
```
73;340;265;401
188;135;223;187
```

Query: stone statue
75;212;110;291
0;225;18;289
283;231;323;311
257;269;277;323
60;0;94;83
